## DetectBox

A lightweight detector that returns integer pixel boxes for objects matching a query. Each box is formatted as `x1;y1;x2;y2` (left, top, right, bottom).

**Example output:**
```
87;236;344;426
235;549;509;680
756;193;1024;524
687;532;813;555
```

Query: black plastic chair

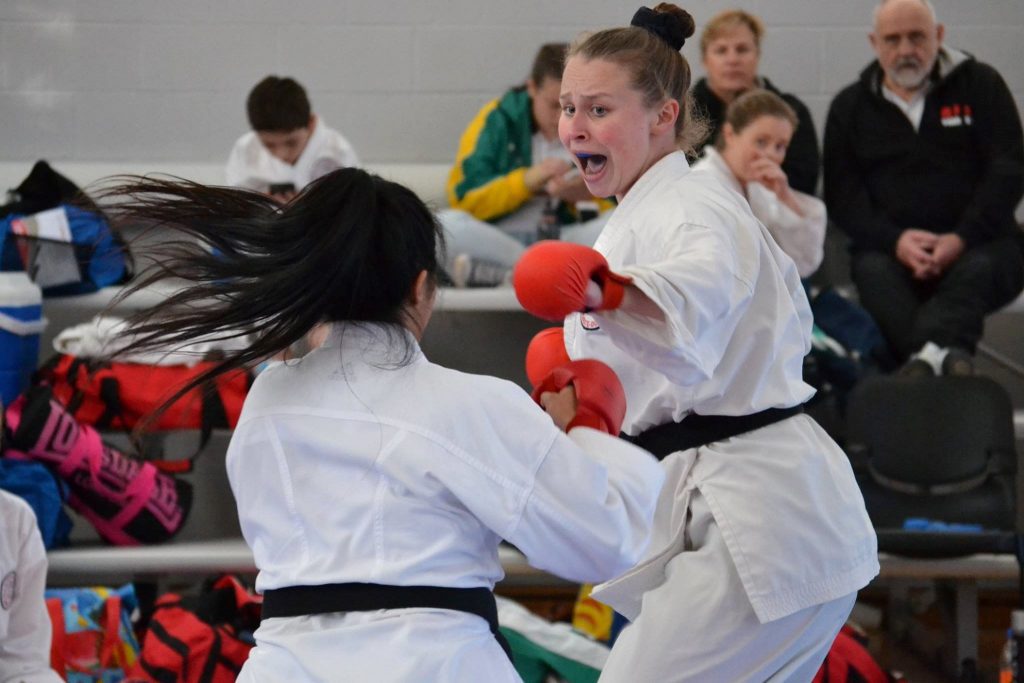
847;375;1019;556
845;374;1022;681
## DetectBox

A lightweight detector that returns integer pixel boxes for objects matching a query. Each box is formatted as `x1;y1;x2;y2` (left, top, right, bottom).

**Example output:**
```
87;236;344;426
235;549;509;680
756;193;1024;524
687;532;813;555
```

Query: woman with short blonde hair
691;8;821;194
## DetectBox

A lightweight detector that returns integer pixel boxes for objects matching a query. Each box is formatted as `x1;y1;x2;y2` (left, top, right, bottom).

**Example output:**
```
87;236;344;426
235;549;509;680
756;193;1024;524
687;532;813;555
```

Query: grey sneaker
450;253;511;288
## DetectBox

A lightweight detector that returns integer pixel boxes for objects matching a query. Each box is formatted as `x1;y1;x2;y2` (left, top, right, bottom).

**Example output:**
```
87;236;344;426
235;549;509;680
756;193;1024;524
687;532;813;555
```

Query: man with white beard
823;0;1024;377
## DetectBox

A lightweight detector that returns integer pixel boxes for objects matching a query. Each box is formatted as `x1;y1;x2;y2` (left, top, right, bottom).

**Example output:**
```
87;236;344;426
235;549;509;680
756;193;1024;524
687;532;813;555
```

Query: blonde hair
568;3;708;154
700;9;765;56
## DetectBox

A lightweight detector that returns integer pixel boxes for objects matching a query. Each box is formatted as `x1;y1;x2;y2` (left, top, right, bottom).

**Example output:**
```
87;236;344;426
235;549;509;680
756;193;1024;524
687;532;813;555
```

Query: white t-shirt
225;118;360;192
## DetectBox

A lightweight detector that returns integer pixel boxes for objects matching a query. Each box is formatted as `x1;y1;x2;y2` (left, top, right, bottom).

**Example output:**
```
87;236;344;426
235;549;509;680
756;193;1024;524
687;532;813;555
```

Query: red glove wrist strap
567;409;610;434
599;276;629;311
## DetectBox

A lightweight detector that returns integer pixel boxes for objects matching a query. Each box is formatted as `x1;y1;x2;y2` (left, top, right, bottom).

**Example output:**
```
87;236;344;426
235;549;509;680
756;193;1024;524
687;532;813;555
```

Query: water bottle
1001;610;1024;682
0;272;46;404
1003;628;1015;683
537;198;561;241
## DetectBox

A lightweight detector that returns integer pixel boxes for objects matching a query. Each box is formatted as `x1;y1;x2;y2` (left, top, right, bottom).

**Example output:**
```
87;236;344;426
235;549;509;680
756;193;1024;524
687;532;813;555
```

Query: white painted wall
0;0;1021;166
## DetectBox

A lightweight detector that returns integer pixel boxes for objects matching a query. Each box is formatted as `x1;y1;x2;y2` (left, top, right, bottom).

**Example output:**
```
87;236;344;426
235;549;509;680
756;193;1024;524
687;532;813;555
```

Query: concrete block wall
0;0;1021;166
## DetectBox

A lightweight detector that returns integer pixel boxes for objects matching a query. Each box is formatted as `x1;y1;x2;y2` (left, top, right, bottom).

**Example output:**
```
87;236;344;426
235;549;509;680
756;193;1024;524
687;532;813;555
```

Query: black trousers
851;234;1024;361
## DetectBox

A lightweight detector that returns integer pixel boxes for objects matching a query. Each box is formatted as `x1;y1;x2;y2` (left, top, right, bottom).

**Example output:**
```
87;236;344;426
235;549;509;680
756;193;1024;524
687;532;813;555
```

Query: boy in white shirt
225;76;360;202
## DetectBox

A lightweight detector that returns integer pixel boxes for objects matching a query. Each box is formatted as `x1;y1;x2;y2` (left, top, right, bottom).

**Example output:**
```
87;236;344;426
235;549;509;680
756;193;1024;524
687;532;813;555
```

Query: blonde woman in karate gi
100;169;664;682
512;4;879;681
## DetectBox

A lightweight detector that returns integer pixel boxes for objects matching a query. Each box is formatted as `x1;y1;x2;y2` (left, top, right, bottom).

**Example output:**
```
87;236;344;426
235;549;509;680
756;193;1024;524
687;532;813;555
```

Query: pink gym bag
4;385;192;545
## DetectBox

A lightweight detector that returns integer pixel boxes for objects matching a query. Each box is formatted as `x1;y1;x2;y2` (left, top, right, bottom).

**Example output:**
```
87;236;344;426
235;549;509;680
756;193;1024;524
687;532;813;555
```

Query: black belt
625;405;804;460
261;583;513;662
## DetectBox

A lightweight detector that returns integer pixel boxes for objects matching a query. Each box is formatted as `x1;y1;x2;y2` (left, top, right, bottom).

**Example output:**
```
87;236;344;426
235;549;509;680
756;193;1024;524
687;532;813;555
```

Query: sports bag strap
153;379;230;475
63;356;93;416
140;615;189;683
107;462;158;530
198;629;224;683
200;378;230;444
97;376;125;431
99;594;123;666
46;597;67;674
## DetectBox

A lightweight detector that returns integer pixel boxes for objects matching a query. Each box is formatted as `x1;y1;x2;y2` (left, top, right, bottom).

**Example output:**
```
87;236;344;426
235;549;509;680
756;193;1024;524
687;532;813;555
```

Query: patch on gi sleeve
1;571;16;610
580;313;600;331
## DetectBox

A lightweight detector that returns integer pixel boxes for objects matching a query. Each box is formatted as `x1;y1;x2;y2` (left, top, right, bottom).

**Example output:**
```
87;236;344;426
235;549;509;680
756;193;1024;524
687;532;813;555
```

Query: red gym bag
38;355;249;466
131;575;262;683
814;624;903;683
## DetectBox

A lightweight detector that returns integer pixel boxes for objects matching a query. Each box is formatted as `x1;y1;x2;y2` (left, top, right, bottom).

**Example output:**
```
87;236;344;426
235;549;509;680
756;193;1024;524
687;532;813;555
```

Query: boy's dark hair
246;76;312;132
529;43;569;85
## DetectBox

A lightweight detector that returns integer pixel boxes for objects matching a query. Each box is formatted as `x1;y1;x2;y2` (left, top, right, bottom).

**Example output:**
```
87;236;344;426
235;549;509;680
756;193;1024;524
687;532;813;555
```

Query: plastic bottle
1015;611;1024;682
537;198;561;241
1002;610;1024;682
0;272;46;404
1002;628;1015;683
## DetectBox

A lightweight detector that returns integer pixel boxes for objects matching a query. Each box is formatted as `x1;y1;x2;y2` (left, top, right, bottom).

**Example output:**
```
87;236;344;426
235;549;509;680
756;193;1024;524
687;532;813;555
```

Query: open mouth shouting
577;152;608;177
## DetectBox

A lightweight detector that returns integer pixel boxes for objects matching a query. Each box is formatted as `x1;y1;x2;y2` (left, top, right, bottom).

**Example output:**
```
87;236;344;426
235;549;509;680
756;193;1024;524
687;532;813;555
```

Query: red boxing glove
525;327;571;388
531;359;627;435
513;241;632;321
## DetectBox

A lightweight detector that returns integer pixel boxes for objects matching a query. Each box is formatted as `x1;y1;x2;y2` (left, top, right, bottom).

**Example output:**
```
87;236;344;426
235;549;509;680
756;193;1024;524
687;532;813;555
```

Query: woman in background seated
693;89;825;279
691;10;820;195
694;90;888;394
442;43;613;287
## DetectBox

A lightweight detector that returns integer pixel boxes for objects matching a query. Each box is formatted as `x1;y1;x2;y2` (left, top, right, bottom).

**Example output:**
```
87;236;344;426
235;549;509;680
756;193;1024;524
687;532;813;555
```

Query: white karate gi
563;152;878;682
0;490;62;683
225;119;360;193
694;147;826;279
228;323;664;682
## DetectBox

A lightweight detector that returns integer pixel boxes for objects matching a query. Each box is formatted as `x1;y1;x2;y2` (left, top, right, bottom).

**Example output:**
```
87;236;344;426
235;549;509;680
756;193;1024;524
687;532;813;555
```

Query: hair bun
630;5;693;51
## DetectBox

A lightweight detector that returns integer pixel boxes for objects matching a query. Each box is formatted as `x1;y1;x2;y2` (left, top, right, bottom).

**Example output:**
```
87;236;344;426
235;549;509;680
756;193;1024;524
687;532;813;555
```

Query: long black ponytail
98;167;443;420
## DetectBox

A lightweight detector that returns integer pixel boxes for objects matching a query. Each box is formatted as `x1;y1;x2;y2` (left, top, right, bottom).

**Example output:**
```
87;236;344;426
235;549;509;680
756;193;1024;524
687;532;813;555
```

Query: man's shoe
941;347;975;376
